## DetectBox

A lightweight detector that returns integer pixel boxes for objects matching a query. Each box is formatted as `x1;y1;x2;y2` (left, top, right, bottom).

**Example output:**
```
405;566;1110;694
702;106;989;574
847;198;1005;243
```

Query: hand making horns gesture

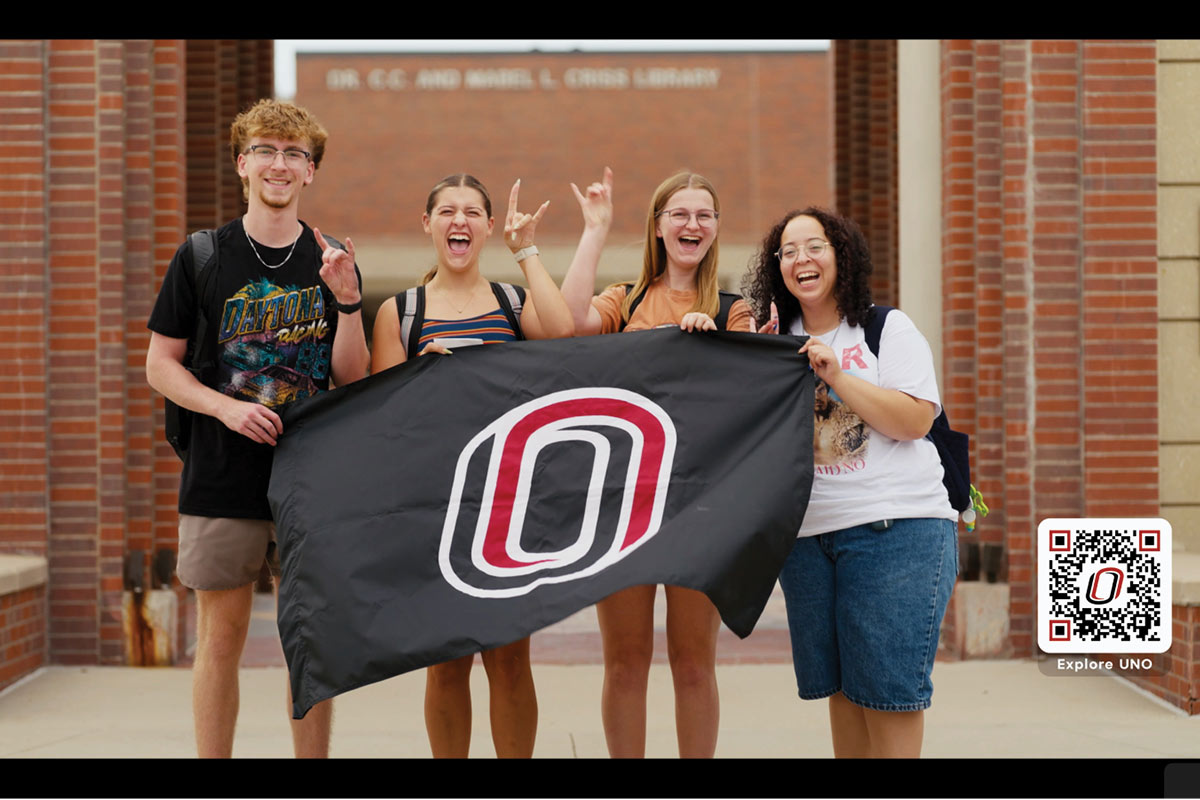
313;227;361;306
570;166;614;232
504;179;550;254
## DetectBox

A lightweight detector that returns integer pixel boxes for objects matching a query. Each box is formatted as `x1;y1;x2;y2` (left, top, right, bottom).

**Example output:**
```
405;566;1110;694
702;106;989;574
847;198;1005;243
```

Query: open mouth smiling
448;233;471;255
795;271;819;284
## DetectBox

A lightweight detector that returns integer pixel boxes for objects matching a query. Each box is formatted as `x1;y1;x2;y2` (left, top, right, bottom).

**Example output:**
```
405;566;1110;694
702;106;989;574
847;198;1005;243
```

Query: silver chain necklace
806;318;843;351
244;222;301;269
440;281;483;315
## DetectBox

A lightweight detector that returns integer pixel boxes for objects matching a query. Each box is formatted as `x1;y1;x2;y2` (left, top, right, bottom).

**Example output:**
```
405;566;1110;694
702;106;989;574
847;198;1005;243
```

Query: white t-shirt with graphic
789;309;958;536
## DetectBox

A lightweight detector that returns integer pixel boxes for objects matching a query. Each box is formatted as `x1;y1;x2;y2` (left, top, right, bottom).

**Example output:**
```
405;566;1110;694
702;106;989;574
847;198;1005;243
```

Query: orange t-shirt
591;281;753;334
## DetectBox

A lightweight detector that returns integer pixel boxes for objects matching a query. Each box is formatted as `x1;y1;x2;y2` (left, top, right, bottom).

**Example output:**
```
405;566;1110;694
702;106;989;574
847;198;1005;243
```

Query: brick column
45;38;105;663
1079;41;1158;518
0;41;52;684
834;39;898;306
0;38;271;675
939;40;1158;657
185;40;273;232
0;41;51;557
149;41;188;646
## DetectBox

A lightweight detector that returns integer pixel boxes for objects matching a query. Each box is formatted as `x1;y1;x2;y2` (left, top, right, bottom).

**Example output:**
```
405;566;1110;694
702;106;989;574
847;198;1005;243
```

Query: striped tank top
416;310;518;350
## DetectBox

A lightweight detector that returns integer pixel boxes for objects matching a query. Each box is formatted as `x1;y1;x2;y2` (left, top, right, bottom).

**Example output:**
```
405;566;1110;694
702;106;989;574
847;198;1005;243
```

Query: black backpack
618;283;742;331
163;230;219;460
862;305;972;513
163;228;345;459
395;282;526;358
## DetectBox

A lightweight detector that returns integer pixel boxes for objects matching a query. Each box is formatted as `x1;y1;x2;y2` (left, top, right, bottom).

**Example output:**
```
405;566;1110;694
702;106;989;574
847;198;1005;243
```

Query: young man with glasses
146;99;369;757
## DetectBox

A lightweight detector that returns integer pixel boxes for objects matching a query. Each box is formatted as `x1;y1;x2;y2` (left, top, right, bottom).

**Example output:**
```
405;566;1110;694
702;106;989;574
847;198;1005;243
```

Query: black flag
269;329;814;717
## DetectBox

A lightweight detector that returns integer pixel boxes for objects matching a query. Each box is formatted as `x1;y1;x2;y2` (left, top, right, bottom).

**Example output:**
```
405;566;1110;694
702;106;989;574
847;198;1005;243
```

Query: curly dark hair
741;207;874;331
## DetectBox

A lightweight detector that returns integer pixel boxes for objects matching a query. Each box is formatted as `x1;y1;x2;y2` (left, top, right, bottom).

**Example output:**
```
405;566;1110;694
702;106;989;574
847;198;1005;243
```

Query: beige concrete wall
897;39;944;390
1159;41;1200;550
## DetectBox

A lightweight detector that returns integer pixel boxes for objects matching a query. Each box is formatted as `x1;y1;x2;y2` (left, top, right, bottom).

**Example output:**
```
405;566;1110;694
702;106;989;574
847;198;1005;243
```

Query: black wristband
335;298;363;314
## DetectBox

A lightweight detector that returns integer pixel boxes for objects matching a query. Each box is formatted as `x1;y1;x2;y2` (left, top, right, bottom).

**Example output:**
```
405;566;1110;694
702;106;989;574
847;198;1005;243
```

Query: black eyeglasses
245;144;310;165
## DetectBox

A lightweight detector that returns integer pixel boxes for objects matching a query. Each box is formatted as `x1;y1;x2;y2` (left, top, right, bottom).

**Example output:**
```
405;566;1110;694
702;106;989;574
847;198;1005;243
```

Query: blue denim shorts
778;518;957;712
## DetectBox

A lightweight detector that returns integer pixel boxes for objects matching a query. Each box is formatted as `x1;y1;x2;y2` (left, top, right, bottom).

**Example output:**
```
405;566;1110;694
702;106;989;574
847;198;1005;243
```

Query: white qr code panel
1037;519;1171;654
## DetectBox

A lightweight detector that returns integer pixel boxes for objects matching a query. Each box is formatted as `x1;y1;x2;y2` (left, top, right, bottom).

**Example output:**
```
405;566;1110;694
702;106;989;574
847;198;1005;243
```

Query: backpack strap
715;290;741;331
165;229;218;460
861;304;971;512
399;282;527;356
396;286;423;358
490;282;526;341
187;229;220;372
618;283;643;332
620;284;743;331
862;304;894;360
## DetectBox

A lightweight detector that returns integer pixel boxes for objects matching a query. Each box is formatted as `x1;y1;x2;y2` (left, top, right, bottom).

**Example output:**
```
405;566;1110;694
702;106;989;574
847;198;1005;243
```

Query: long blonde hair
617;172;721;323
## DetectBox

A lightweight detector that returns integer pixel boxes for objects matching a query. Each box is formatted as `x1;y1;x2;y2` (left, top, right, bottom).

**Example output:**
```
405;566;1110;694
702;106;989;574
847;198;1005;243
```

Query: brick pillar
834;39;898;306
0;38;271;672
0;41;52;683
4;39;195;666
185;40;274;231
45;38;105;664
0;41;51;557
122;41;156;591
96;40;131;662
1078;41;1158;519
148;40;190;661
940;40;1158;656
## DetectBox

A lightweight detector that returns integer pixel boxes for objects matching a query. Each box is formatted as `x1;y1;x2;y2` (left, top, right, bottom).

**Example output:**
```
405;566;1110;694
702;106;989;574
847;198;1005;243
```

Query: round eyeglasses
775;239;830;263
657;208;719;228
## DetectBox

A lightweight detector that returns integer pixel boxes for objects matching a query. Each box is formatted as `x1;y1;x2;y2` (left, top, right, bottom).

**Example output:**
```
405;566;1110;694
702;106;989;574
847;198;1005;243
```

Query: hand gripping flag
269;328;814;717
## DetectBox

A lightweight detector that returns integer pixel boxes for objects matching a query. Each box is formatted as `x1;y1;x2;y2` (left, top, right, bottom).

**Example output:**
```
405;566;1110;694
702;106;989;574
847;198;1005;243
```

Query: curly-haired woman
743;207;958;758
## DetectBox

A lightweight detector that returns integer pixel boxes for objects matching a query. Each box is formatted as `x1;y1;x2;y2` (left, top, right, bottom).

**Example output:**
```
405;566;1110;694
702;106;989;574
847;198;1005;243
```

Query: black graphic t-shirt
148;217;361;519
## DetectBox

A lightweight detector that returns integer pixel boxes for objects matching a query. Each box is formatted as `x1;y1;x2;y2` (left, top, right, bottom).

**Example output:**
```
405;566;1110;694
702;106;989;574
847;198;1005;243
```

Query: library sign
325;66;721;92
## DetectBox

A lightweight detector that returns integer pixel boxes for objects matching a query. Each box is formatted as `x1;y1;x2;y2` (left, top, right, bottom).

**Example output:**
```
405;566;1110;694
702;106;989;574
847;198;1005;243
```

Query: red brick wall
185;40;275;230
1;41;50;557
0;586;46;692
0;39;271;674
940;40;1159;658
834;40;898;307
294;50;831;247
1108;606;1200;714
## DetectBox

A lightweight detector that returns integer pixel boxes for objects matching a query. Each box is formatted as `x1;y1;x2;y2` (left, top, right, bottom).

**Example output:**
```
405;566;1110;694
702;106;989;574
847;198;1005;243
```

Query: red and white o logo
1085;566;1125;605
439;388;676;598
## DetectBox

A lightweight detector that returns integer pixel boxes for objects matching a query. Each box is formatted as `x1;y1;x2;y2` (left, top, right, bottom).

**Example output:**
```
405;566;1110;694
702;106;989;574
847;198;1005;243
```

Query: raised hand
570;166;613;232
314;227;360;306
757;301;779;334
504;179;550;254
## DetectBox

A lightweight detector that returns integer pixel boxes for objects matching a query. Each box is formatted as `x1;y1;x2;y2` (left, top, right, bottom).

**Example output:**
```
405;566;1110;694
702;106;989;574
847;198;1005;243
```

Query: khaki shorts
177;515;279;591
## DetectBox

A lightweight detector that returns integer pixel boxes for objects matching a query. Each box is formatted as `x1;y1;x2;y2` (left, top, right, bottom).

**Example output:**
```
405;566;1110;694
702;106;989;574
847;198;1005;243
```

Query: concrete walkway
1;585;1195;760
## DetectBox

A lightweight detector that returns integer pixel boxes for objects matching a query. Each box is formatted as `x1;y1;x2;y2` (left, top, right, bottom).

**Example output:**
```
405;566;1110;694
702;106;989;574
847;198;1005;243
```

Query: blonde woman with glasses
559;168;753;758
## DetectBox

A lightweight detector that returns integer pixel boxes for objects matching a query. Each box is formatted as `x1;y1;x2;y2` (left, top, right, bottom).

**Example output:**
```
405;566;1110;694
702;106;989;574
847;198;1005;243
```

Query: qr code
1037;518;1172;654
